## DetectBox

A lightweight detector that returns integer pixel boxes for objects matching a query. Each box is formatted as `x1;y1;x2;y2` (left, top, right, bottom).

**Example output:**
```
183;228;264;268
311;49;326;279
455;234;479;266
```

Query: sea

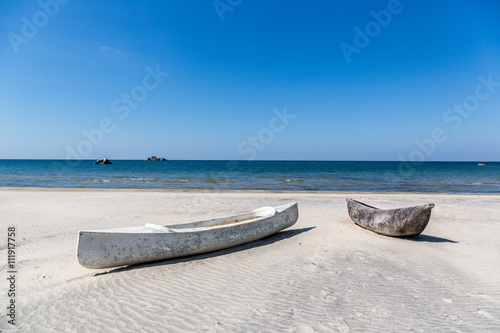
0;160;499;193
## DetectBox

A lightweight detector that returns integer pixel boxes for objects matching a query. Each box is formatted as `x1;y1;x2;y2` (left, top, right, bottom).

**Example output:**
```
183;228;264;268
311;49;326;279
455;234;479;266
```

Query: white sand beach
1;188;499;332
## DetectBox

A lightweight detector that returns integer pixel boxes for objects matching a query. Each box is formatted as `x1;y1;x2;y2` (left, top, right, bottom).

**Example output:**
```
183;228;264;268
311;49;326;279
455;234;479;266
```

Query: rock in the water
94;158;112;165
145;156;168;161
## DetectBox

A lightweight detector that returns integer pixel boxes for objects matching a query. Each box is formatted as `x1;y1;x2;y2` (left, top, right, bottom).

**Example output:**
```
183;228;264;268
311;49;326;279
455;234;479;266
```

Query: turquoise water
0;160;499;193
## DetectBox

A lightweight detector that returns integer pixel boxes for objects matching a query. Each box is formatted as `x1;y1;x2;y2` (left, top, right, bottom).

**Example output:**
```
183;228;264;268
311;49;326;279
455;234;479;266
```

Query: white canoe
77;202;298;269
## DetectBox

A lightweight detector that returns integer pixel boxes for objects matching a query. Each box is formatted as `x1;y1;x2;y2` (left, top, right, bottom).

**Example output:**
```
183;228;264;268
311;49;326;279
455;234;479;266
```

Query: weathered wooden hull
346;199;434;237
77;203;298;269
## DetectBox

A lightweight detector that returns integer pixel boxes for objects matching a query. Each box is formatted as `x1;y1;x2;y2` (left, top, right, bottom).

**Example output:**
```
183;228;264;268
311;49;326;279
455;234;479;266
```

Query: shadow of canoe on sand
94;227;315;276
406;234;458;243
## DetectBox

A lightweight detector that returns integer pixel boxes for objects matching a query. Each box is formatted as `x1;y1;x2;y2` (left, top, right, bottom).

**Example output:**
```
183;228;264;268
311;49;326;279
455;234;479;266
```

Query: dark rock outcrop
145;156;168;161
94;158;112;165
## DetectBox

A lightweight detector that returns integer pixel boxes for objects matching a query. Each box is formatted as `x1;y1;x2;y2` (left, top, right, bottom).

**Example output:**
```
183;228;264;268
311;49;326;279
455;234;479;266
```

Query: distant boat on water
145;156;168;161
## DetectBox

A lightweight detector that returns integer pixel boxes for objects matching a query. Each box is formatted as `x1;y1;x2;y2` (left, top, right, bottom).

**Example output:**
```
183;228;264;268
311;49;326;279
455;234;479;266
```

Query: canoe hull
77;203;298;269
346;199;434;237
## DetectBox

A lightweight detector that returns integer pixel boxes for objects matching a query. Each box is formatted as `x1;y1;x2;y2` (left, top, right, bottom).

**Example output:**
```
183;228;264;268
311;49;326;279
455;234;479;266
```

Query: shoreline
1;186;498;196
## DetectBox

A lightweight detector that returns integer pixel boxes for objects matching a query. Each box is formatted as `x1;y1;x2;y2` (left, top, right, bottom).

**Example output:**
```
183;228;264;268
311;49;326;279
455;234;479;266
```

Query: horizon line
0;159;498;163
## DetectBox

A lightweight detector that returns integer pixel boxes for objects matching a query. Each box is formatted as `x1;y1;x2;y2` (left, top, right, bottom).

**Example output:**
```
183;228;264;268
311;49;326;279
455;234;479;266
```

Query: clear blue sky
1;0;499;161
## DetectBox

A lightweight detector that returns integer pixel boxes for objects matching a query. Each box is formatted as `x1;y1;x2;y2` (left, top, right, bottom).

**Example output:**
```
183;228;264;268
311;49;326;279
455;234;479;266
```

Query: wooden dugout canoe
346;198;434;237
77;202;298;269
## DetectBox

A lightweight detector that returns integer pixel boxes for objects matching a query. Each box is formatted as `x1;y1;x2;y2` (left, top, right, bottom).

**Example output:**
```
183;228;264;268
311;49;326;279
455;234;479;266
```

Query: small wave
122;178;156;181
284;179;303;182
164;179;190;184
93;180;111;183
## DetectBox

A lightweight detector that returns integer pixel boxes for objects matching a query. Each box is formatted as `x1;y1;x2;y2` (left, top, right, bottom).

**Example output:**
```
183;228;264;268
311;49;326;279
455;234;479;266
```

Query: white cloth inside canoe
144;224;178;233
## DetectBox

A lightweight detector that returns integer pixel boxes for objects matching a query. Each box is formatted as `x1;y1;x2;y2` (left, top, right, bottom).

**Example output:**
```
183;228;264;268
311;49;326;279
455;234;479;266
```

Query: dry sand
1;188;499;332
